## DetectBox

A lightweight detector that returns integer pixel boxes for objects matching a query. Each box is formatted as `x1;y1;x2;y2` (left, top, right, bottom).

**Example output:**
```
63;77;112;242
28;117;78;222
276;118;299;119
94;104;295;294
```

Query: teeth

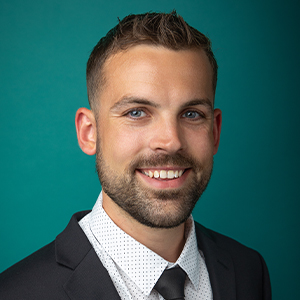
154;171;160;178
167;170;174;179
143;169;185;179
160;170;167;179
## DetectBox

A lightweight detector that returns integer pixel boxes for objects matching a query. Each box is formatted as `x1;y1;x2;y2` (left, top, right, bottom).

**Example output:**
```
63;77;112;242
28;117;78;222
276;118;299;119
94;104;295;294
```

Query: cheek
100;126;146;168
186;129;215;159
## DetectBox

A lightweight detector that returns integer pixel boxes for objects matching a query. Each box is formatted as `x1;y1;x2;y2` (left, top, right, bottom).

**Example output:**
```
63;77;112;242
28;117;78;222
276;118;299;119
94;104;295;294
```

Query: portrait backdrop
0;0;299;299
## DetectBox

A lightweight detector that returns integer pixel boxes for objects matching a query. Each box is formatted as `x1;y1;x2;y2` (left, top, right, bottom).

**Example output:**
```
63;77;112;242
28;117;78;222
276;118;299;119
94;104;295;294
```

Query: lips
139;169;186;180
136;167;191;189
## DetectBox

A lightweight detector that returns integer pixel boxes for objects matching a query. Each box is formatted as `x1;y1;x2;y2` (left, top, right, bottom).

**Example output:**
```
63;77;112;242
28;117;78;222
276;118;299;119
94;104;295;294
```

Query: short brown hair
86;11;218;110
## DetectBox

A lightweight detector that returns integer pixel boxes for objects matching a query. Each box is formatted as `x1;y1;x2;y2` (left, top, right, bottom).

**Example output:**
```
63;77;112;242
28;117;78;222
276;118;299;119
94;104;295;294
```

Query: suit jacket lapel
63;249;121;300
55;211;121;300
195;222;236;300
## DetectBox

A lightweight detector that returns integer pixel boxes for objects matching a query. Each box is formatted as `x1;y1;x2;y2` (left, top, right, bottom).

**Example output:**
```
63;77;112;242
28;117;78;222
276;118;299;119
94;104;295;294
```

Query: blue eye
182;111;200;119
128;109;146;118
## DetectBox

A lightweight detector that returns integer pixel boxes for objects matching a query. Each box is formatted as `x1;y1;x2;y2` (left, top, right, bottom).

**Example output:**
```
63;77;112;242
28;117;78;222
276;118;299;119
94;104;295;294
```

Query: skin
75;45;222;262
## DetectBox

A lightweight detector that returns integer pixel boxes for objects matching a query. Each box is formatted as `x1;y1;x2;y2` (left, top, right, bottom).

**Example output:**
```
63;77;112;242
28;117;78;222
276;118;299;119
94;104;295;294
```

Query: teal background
0;0;299;298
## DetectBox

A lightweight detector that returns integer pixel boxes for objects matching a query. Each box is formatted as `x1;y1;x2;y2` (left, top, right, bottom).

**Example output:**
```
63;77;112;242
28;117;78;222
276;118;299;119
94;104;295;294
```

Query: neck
102;193;186;262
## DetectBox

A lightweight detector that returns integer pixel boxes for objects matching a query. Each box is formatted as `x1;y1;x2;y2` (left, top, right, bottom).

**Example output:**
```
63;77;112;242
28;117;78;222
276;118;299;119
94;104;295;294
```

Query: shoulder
195;221;268;265
0;241;71;299
194;221;271;299
0;211;91;299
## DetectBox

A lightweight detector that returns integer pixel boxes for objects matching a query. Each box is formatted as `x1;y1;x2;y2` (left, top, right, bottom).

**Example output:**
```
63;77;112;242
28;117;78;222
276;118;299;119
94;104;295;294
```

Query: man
0;11;271;299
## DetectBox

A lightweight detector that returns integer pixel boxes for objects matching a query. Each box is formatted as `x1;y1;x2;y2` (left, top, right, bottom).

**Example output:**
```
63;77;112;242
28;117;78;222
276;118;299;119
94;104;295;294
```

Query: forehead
100;45;214;107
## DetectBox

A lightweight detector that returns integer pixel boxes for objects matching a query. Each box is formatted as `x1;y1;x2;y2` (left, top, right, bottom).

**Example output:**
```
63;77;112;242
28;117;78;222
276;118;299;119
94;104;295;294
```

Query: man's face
95;45;221;228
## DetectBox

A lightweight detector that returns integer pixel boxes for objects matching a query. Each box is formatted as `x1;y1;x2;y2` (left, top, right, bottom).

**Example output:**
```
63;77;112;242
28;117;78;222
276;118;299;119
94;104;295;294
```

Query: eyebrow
110;96;161;112
110;96;213;112
180;98;213;111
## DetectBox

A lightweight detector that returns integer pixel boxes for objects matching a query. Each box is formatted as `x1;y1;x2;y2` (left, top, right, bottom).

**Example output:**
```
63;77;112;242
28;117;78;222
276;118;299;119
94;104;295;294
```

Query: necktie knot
154;266;186;300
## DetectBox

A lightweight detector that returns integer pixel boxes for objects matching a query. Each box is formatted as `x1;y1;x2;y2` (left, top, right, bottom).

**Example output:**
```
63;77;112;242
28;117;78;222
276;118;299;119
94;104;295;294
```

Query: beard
96;144;213;229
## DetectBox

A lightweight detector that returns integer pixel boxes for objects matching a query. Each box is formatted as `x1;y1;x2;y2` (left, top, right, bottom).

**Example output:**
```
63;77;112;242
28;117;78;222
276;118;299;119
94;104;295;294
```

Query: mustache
128;153;202;171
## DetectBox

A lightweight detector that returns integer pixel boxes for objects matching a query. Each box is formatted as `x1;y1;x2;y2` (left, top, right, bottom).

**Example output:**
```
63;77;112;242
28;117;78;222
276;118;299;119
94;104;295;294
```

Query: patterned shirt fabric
79;192;213;300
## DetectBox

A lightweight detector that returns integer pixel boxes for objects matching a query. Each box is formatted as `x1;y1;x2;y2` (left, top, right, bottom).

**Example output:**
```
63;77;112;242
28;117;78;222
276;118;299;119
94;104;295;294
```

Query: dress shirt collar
89;192;200;296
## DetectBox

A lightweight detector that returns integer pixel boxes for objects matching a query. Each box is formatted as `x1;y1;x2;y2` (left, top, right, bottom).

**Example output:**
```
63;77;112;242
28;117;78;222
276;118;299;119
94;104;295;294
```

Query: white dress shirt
79;192;212;300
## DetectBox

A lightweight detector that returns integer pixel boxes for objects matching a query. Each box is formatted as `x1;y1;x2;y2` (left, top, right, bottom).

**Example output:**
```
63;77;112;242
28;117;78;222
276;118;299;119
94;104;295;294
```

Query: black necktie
154;266;186;300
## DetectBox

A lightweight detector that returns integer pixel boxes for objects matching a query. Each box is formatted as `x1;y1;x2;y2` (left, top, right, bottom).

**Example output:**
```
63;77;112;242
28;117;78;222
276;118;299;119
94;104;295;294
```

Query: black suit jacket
0;211;271;299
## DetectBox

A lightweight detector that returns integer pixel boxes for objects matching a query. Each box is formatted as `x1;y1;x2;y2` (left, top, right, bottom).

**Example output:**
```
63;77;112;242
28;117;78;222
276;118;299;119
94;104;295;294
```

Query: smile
136;168;191;189
140;169;185;180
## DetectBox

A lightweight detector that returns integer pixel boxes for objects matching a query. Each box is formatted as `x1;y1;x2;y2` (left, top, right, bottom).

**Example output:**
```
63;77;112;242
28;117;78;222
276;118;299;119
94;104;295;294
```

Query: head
86;10;218;112
76;11;222;229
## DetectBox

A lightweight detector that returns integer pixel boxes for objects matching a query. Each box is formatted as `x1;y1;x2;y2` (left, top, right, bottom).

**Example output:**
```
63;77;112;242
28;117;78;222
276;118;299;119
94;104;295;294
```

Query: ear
213;108;222;155
75;107;97;155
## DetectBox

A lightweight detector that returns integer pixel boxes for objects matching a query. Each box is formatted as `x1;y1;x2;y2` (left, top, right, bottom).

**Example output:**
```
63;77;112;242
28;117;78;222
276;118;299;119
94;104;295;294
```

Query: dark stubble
96;143;213;229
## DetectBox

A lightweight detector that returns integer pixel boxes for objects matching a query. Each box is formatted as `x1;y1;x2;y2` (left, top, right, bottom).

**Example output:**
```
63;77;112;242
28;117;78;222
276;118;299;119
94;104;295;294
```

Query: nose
149;119;184;154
